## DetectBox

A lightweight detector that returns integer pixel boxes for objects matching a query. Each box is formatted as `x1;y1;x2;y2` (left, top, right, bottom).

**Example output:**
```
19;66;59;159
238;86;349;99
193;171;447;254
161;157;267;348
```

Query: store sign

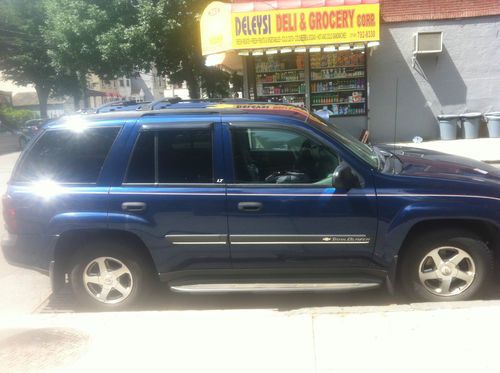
201;2;380;55
231;4;379;50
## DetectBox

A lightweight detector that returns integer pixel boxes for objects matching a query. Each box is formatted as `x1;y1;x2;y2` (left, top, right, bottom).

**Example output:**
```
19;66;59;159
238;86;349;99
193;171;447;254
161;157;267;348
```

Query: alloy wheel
418;246;476;297
83;257;133;304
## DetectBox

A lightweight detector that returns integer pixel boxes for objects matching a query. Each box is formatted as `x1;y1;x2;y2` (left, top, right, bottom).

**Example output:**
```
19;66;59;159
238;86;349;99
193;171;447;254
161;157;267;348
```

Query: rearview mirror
332;163;361;190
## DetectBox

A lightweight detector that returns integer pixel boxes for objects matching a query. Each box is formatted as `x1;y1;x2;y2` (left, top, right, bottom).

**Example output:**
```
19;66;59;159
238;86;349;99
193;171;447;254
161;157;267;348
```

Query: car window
15;127;120;183
125;131;155;183
157;128;213;183
125;127;213;184
231;127;339;185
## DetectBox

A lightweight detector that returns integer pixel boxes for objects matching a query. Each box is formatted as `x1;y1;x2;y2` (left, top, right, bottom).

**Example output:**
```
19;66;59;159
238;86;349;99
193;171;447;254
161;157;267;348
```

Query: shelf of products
254;53;305;105
309;50;367;117
311;79;365;93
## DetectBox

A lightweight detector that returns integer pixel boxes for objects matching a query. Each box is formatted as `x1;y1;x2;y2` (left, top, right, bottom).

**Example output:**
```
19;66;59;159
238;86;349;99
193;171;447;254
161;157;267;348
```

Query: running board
169;282;380;294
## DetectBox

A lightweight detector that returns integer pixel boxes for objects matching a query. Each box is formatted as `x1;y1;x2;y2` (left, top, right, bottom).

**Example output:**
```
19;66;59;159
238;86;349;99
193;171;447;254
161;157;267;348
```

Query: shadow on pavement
39;276;500;314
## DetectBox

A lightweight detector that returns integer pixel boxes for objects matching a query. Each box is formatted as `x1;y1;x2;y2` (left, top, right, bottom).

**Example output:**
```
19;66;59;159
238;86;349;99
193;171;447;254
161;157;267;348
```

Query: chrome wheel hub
83;257;133;304
418;246;475;297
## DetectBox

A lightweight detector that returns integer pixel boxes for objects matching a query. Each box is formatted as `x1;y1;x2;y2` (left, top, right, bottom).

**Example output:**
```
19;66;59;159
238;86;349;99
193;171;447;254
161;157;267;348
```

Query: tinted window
231;127;339;184
125;132;155;183
157;128;213;183
16;127;119;183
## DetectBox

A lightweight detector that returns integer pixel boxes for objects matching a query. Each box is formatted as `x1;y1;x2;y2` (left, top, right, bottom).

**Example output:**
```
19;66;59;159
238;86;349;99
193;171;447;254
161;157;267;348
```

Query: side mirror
332;163;361;190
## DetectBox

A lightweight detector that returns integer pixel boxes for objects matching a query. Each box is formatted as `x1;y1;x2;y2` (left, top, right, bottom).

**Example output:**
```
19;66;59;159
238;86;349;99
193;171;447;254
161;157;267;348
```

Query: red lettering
330;11;336;28
336;10;341;28
309;12;315;30
276;14;282;32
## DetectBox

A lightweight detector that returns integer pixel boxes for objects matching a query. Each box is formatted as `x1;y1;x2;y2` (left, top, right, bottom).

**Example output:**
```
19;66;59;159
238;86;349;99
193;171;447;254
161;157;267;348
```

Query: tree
138;0;214;99
0;0;58;118
43;0;151;107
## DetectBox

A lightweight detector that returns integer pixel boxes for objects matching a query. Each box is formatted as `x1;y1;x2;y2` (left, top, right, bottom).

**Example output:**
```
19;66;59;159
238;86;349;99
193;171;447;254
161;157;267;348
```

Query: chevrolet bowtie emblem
322;237;332;242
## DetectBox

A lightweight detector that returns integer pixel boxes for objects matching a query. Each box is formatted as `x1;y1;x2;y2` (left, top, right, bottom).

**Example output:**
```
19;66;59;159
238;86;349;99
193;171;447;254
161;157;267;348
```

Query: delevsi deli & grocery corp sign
200;0;380;55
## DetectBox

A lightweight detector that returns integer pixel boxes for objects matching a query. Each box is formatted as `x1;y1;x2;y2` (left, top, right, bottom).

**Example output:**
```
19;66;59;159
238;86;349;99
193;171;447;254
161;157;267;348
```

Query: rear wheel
400;230;493;302
70;241;151;310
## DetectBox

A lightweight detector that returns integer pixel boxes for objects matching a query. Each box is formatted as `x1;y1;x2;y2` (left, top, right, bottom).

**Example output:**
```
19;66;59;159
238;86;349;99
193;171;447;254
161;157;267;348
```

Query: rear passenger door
108;119;229;276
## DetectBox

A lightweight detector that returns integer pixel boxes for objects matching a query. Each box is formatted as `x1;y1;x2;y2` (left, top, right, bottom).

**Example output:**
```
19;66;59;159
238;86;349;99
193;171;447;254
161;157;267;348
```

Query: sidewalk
1;300;500;373
395;137;500;163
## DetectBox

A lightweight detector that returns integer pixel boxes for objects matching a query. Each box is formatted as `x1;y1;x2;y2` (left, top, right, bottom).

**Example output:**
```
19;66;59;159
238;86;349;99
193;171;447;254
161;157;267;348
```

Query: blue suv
2;104;500;309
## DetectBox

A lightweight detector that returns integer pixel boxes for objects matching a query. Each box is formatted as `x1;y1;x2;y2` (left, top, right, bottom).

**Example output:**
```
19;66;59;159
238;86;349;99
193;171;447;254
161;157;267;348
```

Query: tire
69;240;152;310
400;229;493;302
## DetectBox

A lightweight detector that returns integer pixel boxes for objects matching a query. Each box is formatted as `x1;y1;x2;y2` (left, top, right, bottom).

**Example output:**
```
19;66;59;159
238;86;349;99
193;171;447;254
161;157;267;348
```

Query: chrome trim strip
170;282;380;293
376;193;500;201
227;193;350;197
165;234;228;245
111;192;225;196
230;234;370;245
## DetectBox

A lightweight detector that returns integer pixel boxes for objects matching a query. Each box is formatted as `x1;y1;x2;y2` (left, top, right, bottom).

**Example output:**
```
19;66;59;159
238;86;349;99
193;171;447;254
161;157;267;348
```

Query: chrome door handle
238;202;263;212
121;202;147;212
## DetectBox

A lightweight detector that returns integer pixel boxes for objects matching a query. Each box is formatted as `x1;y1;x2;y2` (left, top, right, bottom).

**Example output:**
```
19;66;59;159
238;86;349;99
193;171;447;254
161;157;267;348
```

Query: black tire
400;229;493;302
69;240;152;310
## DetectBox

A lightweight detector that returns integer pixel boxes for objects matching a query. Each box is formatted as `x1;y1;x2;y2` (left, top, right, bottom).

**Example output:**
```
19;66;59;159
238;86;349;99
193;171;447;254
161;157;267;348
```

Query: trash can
437;114;459;140
485;112;500;138
460;112;482;139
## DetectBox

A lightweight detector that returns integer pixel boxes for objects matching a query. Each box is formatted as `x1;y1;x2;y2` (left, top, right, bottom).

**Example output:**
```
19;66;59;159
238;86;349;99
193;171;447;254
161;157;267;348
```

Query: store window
310;50;366;117
254;53;305;107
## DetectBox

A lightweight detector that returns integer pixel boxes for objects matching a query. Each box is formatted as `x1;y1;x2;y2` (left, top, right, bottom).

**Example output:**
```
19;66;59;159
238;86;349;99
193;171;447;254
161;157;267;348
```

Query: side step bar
170;282;380;294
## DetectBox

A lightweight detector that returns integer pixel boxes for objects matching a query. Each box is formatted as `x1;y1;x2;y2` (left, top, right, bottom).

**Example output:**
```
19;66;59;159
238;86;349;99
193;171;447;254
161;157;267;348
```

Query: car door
108;118;230;276
224;121;378;274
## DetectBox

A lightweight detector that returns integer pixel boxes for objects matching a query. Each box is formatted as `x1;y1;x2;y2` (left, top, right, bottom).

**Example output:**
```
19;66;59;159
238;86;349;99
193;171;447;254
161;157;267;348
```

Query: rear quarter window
14;127;120;183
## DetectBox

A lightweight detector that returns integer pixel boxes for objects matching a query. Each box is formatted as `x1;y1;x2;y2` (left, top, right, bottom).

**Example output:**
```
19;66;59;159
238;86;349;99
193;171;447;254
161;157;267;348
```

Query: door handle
121;202;147;212
238;202;263;212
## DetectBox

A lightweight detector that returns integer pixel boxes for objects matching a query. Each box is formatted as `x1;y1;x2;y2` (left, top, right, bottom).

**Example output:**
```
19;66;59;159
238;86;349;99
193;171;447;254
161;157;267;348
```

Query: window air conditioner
413;31;443;55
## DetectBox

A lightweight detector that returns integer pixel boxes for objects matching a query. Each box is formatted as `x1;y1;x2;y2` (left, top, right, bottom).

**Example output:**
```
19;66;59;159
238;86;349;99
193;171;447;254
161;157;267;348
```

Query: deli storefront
201;0;380;120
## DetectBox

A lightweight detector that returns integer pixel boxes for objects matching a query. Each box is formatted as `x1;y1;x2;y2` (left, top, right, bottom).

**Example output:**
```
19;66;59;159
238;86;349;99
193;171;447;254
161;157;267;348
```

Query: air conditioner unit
413;31;443;54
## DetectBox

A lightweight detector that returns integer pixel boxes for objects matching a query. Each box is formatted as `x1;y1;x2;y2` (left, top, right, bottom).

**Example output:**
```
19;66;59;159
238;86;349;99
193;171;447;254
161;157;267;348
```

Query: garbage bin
485;112;500;138
460;112;482;139
437;114;459;140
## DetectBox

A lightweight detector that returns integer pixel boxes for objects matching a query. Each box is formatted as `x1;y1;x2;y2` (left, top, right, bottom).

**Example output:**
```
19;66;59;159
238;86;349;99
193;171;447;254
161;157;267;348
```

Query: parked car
18;119;47;149
94;100;151;113
3;104;500;310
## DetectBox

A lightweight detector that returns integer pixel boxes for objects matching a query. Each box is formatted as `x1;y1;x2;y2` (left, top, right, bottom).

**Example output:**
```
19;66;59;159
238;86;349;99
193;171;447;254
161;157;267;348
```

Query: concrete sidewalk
0;300;499;373
396;137;500;163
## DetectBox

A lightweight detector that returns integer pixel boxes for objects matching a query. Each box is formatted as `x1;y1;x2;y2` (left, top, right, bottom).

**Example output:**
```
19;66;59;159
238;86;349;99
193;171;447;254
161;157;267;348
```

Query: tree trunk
35;85;50;119
186;76;200;99
73;90;82;111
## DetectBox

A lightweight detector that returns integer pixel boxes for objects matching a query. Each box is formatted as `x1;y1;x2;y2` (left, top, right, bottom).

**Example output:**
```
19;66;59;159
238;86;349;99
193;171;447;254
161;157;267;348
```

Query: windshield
307;113;380;169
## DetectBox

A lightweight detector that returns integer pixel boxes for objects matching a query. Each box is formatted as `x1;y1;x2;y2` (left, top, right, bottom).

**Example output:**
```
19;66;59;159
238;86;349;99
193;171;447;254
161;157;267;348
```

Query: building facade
204;0;500;143
363;0;500;142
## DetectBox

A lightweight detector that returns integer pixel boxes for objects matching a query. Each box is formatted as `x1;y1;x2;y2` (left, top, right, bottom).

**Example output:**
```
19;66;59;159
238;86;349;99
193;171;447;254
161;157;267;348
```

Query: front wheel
70;241;151;310
400;230;493;302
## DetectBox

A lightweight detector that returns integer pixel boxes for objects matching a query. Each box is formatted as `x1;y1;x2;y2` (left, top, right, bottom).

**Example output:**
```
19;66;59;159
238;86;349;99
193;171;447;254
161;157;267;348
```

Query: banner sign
200;2;380;55
231;4;379;50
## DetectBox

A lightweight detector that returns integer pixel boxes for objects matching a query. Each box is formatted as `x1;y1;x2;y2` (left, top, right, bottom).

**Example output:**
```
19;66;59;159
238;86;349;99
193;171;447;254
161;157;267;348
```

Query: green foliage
0;0;58;117
43;0;151;81
202;68;230;98
137;0;228;98
0;105;37;129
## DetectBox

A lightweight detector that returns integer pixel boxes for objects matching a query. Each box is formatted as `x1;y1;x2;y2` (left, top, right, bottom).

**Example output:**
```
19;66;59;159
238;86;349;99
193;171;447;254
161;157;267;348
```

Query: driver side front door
224;121;378;273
